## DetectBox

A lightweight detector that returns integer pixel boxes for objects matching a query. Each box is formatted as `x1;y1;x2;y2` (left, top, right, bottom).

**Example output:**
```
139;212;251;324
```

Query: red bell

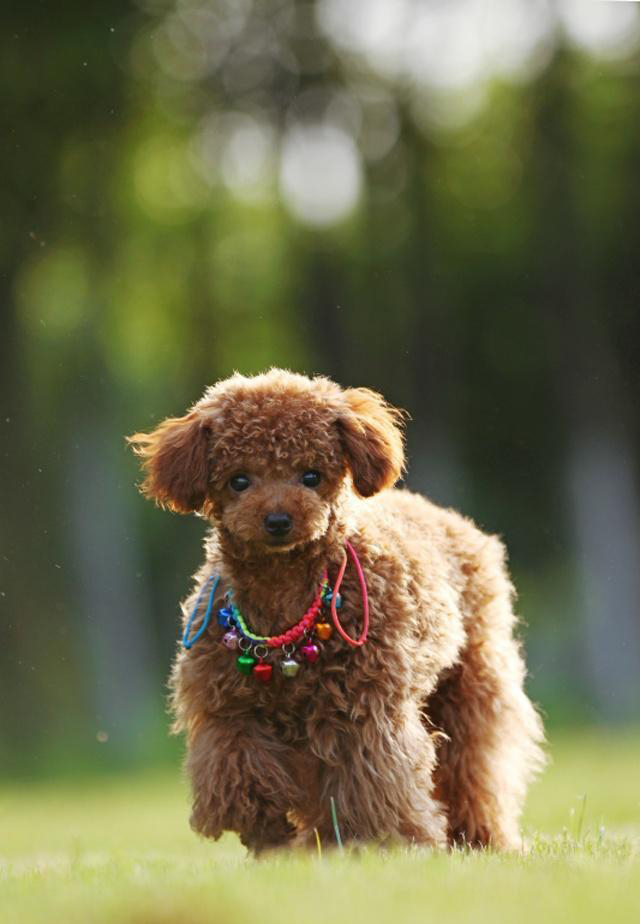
253;662;273;684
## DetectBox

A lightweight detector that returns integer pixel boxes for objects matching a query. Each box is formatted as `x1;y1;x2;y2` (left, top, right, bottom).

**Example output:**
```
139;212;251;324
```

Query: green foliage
2;3;640;764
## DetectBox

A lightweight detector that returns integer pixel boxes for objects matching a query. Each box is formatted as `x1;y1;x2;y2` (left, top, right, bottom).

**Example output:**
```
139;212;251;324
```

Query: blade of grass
330;796;343;851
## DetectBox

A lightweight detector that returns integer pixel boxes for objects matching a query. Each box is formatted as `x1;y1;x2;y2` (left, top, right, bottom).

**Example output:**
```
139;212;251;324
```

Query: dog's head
128;370;405;554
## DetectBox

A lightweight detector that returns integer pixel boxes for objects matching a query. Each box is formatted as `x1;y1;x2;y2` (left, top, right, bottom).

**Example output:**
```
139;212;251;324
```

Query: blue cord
182;574;220;649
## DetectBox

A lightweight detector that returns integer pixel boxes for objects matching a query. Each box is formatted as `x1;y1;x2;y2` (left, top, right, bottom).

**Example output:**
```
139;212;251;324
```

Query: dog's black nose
264;513;292;537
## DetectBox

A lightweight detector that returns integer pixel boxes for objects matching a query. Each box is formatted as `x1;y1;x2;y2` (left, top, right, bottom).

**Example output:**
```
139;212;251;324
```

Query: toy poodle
128;369;544;854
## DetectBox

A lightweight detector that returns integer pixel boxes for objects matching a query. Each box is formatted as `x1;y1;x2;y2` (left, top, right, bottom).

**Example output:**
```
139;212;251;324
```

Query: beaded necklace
182;541;369;684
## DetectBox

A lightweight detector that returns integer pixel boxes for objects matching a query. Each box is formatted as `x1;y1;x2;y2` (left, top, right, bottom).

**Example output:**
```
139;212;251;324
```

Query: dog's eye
301;470;322;488
229;474;251;492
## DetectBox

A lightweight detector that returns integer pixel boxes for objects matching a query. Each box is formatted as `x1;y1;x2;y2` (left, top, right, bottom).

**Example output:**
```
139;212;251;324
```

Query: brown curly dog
128;369;544;854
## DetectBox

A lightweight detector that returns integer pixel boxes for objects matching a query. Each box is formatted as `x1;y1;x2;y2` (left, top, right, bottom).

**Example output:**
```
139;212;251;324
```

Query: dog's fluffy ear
337;388;406;497
127;411;212;513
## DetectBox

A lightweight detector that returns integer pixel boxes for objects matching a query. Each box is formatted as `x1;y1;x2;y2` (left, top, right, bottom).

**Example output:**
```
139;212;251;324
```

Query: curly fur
128;369;545;854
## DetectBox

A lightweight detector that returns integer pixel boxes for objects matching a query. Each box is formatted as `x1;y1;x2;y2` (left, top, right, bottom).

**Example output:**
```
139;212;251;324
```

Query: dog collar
181;541;369;684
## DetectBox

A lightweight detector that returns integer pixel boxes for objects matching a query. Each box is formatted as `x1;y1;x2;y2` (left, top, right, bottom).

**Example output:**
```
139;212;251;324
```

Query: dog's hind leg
427;536;545;850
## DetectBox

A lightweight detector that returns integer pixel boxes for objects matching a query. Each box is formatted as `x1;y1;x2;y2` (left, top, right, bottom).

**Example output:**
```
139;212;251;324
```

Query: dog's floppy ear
127;411;212;514
337;388;406;497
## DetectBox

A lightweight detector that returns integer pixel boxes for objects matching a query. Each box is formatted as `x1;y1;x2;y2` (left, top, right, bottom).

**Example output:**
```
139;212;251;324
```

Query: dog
128;369;544;853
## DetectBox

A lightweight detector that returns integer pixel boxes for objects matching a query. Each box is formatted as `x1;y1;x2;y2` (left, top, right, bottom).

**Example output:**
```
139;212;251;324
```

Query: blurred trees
1;1;639;773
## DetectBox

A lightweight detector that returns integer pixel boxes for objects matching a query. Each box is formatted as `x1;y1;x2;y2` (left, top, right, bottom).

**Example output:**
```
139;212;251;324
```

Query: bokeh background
2;0;639;778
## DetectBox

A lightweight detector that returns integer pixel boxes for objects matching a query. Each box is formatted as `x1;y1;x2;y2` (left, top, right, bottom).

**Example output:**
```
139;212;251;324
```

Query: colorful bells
222;630;239;650
322;590;342;609
236;653;256;675
253;662;273;684
281;658;301;678
315;622;332;641
217;606;234;628
222;577;342;683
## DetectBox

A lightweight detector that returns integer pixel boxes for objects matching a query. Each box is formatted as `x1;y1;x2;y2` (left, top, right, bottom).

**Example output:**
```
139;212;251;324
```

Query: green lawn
1;729;639;924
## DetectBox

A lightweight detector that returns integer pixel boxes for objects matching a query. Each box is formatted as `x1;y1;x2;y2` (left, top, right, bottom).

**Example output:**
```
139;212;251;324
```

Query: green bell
236;653;256;675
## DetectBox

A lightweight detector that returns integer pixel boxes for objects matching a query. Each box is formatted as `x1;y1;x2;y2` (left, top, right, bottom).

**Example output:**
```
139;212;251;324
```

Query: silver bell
281;657;300;678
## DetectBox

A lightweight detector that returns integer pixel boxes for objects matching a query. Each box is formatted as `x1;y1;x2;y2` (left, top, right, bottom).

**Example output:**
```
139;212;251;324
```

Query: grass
1;728;639;924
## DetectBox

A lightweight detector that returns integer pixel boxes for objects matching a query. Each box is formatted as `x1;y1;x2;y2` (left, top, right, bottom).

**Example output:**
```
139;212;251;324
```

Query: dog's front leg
186;719;300;854
299;702;447;848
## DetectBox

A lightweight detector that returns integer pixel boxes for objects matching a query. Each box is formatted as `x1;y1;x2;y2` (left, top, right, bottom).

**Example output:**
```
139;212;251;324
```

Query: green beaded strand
230;607;269;642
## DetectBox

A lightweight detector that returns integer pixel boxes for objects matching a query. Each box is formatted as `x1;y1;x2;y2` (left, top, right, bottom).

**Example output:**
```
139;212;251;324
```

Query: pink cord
331;540;369;647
